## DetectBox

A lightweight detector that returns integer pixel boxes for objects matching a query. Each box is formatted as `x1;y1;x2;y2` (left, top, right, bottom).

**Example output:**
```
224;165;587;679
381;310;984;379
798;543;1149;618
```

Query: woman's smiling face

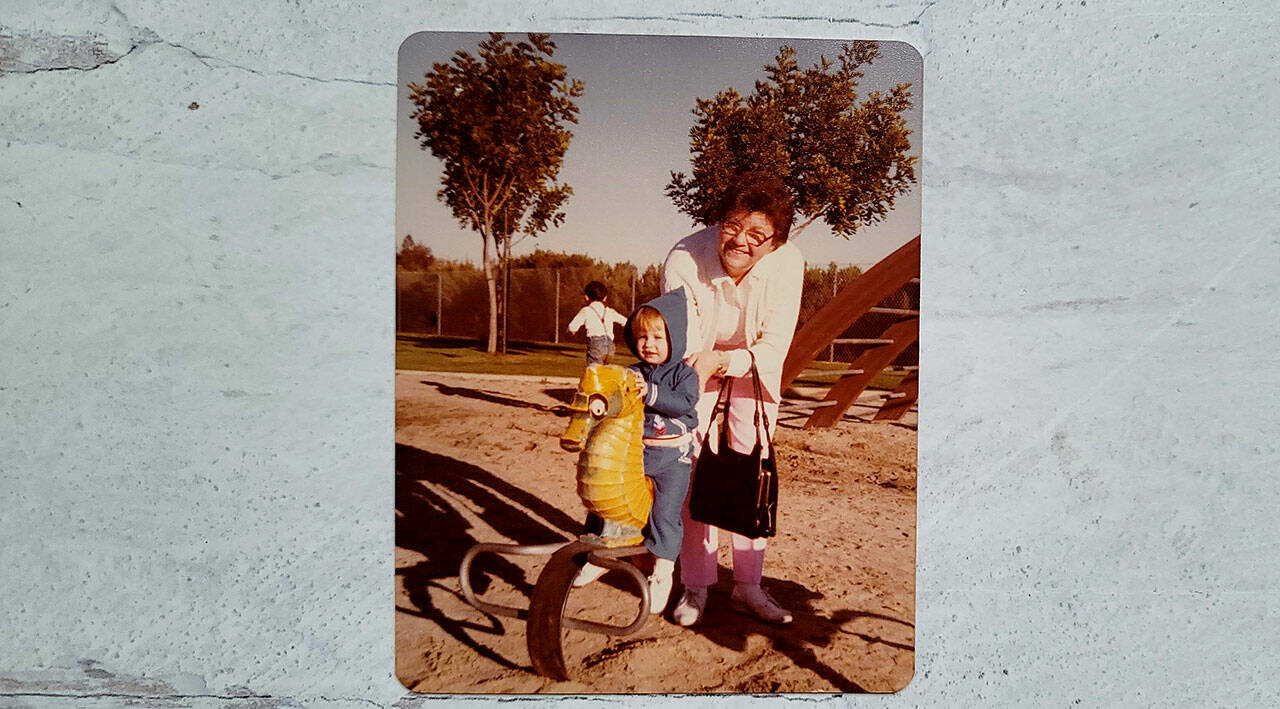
717;210;778;283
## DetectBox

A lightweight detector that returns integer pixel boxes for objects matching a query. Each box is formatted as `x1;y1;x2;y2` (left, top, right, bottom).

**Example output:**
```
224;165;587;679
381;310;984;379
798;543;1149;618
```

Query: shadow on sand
419;379;571;416
396;438;912;691
540;387;578;405
661;567;915;692
396;443;582;673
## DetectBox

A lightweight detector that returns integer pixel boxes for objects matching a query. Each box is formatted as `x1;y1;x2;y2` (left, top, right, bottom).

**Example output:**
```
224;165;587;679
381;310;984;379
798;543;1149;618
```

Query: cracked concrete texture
2;0;1279;706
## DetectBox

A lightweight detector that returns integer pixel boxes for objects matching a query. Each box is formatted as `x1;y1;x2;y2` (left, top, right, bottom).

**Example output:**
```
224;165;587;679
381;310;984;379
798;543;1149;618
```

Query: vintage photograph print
395;31;921;693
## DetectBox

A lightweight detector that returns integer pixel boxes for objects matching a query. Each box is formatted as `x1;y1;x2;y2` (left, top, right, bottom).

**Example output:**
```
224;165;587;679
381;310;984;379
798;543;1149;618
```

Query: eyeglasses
720;221;774;248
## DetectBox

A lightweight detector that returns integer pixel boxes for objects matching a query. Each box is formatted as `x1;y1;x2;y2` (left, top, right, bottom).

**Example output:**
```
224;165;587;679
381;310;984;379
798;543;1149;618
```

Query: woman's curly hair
710;171;796;244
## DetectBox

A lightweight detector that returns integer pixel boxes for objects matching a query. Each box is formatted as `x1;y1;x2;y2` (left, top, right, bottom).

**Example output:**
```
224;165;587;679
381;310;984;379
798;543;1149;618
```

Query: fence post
630;274;636;312
828;266;837;362
436;271;443;336
554;270;560;344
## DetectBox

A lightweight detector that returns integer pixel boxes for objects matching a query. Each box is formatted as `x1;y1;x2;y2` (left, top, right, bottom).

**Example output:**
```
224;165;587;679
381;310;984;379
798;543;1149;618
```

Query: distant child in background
567;280;628;365
572;288;700;615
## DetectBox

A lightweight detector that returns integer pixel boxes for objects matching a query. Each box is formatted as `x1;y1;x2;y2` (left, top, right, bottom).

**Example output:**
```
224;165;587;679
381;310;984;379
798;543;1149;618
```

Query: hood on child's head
623;287;690;367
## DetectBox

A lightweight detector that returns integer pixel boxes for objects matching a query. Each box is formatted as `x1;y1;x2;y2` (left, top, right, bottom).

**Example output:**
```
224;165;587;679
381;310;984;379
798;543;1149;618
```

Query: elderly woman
661;171;804;626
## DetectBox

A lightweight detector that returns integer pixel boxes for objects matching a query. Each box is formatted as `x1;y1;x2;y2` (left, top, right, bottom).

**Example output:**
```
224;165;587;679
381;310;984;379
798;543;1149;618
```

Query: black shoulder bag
687;353;778;539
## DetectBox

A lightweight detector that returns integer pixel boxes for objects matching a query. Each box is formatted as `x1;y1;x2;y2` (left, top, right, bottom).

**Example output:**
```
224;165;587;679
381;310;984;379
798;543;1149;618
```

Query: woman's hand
687;350;727;389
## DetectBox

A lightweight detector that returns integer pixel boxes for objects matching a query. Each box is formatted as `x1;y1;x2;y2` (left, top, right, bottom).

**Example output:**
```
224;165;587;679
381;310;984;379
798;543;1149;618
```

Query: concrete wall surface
2;1;1277;706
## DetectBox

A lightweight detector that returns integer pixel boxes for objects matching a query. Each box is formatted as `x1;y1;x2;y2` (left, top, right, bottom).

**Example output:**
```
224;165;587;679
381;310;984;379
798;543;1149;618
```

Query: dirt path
395;370;916;694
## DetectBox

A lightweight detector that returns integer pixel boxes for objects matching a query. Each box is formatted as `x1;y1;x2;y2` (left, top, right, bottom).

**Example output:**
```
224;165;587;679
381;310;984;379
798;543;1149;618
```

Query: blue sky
396;32;922;270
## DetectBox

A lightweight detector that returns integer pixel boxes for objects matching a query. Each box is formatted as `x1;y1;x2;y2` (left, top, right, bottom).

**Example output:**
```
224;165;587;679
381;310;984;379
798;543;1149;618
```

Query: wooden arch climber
780;235;920;428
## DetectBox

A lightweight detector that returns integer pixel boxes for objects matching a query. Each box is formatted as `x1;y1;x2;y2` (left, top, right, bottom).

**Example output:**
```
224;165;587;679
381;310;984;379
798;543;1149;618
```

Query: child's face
635;324;670;365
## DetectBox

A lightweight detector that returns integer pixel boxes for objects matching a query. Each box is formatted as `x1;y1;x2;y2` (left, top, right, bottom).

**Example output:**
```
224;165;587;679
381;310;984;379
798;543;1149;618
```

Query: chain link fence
396;266;656;343
397;263;917;366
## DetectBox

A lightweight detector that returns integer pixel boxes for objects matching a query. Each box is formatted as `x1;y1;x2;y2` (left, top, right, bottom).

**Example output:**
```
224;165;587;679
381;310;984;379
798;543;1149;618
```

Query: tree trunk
499;234;511;354
482;230;498;354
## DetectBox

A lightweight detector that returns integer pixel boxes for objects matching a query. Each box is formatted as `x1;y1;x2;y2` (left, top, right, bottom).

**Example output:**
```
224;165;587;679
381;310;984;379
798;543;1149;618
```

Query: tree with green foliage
508;249;598;270
666;42;916;237
408;32;583;353
396;235;436;271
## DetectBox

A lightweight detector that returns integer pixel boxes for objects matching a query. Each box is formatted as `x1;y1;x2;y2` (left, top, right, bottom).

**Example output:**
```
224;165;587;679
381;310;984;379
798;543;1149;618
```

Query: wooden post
630;274;636;312
436;271;442;336
554;270;560;344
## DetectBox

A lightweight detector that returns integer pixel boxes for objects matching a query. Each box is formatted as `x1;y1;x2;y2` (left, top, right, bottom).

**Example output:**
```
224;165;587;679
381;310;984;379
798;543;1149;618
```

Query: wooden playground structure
780;236;920;428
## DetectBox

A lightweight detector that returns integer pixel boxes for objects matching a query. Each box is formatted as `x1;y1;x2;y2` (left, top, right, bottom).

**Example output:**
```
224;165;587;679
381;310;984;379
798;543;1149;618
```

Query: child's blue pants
642;441;693;561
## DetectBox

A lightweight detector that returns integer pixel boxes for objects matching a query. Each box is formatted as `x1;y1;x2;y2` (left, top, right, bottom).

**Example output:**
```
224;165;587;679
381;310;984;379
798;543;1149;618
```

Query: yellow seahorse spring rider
560;364;652;547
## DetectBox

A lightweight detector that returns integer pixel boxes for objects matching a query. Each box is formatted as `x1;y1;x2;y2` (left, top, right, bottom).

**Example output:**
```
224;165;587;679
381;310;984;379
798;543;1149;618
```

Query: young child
566;280;628;365
571;290;699;612
587;289;700;613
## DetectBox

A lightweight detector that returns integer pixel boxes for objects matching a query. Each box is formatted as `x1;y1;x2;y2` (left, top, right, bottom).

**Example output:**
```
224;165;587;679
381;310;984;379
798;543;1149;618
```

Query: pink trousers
680;374;779;587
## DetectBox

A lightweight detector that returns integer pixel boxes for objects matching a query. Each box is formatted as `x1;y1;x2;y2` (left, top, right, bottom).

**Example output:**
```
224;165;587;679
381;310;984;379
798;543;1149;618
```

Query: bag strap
712;369;733;449
745;351;776;531
746;351;773;456
710;351;773;455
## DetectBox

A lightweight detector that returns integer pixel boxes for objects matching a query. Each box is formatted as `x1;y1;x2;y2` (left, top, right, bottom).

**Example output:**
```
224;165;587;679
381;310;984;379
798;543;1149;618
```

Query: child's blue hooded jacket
623;287;700;440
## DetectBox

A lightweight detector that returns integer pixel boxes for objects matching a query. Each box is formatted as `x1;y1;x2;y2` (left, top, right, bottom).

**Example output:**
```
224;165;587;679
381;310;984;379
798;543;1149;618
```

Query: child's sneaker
672;585;707;626
729;583;792;625
571;562;608;587
648;571;674;614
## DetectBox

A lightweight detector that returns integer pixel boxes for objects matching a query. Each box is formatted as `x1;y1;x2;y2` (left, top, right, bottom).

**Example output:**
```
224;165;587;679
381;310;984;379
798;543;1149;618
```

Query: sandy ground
395;370;916;694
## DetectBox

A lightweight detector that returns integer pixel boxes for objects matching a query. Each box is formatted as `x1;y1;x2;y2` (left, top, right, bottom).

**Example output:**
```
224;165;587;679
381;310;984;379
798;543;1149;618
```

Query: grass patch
792;360;910;391
398;334;911;388
397;334;638;378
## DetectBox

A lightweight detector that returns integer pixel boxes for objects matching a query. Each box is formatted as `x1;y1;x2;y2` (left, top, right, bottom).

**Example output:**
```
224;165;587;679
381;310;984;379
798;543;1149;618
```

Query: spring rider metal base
458;538;651;680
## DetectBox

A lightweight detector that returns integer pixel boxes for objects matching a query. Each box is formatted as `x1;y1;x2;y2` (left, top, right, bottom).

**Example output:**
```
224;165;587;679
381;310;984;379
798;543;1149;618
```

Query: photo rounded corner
881;38;924;67
885;659;917;694
395;665;425;695
397;30;433;62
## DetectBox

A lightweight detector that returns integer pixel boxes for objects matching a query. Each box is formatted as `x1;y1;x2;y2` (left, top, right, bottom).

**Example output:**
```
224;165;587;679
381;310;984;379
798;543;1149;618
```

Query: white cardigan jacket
660;225;805;403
